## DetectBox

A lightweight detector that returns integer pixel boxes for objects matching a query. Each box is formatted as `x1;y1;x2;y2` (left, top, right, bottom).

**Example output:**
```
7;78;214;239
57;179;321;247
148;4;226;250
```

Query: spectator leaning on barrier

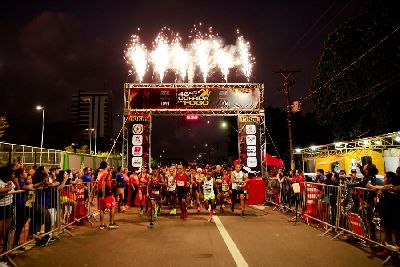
347;163;378;241
0;167;15;253
367;171;400;256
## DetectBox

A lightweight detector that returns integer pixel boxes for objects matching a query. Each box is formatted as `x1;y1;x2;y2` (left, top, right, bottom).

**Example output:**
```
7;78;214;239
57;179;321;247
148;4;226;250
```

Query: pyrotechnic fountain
124;24;255;83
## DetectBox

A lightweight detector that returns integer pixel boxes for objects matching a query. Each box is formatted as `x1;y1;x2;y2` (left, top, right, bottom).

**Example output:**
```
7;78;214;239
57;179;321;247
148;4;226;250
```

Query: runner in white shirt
231;164;247;216
166;166;177;215
203;172;216;222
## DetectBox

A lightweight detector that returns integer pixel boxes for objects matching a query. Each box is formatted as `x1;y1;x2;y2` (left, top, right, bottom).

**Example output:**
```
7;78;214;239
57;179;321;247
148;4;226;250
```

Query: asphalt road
13;206;385;267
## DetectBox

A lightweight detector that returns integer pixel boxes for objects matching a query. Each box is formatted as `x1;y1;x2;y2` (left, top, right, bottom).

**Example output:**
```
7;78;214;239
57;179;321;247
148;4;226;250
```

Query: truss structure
300;131;400;158
123;83;267;177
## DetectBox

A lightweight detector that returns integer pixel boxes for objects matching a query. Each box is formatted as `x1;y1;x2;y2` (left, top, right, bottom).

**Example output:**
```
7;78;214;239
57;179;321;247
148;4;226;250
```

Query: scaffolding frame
122;83;267;177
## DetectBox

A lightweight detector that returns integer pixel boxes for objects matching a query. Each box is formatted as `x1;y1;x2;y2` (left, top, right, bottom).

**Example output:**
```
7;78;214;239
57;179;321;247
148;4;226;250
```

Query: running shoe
197;206;201;213
150;221;154;226
108;223;119;229
170;208;177;215
241;211;245;216
220;206;224;212
222;204;226;208
180;214;185;220
208;217;214;223
157;206;161;216
140;210;144;216
184;211;188;219
99;224;106;230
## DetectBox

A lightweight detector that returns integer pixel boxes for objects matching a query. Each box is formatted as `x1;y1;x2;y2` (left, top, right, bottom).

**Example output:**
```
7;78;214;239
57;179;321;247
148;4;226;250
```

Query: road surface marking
213;215;249;267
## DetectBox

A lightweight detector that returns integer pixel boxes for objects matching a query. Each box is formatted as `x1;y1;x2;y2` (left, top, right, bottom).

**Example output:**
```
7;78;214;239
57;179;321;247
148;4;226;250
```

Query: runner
221;169;231;205
231;164;247;216
115;166;126;212
189;168;201;212
138;166;150;216
175;164;189;220
166;166;177;215
213;165;224;212
97;161;119;229
203;171;216;222
147;168;163;226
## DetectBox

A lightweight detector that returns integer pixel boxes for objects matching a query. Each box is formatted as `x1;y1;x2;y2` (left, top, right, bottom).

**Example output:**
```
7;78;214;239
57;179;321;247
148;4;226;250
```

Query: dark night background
0;0;366;162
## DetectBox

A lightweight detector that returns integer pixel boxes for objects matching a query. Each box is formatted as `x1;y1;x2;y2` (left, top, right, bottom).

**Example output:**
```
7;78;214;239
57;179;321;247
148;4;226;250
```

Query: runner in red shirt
138;166;150;215
97;161;118;230
176;164;189;219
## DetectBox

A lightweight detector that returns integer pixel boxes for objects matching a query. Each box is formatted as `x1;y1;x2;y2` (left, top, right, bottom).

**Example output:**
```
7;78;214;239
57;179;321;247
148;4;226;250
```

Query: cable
285;0;338;61
106;116;128;161
264;122;281;159
301;24;400;102
331;73;400;105
302;0;353;49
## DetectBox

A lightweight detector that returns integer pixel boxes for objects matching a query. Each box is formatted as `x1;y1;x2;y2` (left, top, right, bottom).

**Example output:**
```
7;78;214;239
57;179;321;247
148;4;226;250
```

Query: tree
0;116;9;139
312;0;400;140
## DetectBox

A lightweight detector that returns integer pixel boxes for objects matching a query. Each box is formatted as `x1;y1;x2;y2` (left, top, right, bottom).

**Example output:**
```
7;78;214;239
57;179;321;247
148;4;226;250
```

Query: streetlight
85;128;96;154
36;105;45;165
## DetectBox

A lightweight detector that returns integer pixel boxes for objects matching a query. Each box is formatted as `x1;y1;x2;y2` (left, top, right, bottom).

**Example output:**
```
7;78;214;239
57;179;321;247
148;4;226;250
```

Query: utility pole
273;69;301;170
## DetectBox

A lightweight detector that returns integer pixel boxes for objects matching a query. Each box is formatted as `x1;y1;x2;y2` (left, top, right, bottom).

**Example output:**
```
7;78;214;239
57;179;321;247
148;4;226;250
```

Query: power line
285;0;338;61
302;0;353;49
300;24;400;102
331;73;400;105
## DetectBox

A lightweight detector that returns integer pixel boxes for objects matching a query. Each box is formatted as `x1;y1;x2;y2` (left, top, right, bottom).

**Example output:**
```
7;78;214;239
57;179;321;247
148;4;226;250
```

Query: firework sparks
124;25;255;83
125;35;147;83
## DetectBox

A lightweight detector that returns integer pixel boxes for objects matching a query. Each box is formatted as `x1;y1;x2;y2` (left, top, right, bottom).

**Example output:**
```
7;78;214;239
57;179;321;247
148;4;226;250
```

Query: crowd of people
267;164;400;256
0;160;253;254
101;162;250;226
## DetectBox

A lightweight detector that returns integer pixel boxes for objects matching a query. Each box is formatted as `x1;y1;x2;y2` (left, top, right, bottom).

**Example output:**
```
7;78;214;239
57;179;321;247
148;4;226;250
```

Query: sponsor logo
246;135;257;145
160;90;171;96
247;146;257;157
132;124;143;134
177;89;210;106
247;157;258;168
132;146;143;157
246;125;257;135
129;115;150;122
239;116;260;123
132;135;143;145
132;157;143;167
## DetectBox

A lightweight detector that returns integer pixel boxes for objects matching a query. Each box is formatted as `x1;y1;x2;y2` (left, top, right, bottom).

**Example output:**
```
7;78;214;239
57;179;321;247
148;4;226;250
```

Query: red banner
128;87;260;110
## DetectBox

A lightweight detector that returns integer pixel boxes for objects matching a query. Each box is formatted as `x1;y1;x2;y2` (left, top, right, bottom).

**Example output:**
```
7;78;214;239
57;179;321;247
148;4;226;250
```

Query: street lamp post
85;128;95;154
36;106;45;165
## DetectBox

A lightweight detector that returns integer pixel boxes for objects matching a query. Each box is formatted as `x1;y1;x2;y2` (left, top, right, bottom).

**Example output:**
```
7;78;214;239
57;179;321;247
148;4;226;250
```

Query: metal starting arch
122;83;267;177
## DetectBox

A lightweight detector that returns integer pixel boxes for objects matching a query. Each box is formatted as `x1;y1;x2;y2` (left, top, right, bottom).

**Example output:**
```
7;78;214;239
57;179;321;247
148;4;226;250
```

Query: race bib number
232;183;238;190
216;179;222;183
152;190;160;195
177;181;184;187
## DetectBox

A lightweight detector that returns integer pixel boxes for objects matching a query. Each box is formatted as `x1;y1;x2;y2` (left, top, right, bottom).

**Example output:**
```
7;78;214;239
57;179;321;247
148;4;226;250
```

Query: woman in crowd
0;167;15;252
138;166;150;215
368;171;400;256
147;168;163;226
128;168;139;208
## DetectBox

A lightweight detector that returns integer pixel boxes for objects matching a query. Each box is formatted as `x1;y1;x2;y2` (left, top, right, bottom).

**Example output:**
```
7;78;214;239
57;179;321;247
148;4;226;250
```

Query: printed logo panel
247;146;257;157
132;146;143;156
132;135;143;145
247;157;258;168
246;135;257;146
132;124;143;134
245;125;257;135
132;157;143;167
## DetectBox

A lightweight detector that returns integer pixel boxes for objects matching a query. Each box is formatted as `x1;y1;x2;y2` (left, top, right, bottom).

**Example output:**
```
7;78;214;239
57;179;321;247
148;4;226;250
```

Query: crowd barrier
0;182;99;262
266;178;400;259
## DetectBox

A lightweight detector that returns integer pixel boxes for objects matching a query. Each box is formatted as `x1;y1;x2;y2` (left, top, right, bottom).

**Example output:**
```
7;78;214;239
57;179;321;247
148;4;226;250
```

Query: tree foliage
312;0;400;140
0;116;9;139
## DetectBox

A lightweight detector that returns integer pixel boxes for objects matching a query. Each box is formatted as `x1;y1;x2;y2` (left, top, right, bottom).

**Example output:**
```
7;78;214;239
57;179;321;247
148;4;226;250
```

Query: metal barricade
0;180;100;260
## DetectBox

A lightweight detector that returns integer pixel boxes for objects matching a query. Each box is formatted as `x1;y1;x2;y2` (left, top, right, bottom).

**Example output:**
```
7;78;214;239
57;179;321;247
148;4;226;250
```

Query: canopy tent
262;152;284;167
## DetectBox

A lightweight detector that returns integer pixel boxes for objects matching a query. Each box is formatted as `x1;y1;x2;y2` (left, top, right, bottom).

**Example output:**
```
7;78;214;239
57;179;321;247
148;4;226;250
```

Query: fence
0;141;122;170
0;181;99;262
266;178;400;260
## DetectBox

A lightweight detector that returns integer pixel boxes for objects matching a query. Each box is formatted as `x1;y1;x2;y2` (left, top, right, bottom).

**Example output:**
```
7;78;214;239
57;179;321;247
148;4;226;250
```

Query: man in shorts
97;161;119;230
231;164;247;216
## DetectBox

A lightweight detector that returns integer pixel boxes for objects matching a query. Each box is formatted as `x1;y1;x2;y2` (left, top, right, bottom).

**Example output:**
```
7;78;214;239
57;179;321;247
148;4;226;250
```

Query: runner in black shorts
175;164;189;220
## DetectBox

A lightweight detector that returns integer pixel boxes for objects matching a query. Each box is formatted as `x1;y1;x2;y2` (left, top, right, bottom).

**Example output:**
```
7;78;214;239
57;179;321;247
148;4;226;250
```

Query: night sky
0;0;365;159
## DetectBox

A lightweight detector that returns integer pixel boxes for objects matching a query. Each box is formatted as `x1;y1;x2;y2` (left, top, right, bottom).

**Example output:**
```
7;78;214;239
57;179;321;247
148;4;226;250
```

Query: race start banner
127;114;151;168
238;115;261;175
128;87;260;110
